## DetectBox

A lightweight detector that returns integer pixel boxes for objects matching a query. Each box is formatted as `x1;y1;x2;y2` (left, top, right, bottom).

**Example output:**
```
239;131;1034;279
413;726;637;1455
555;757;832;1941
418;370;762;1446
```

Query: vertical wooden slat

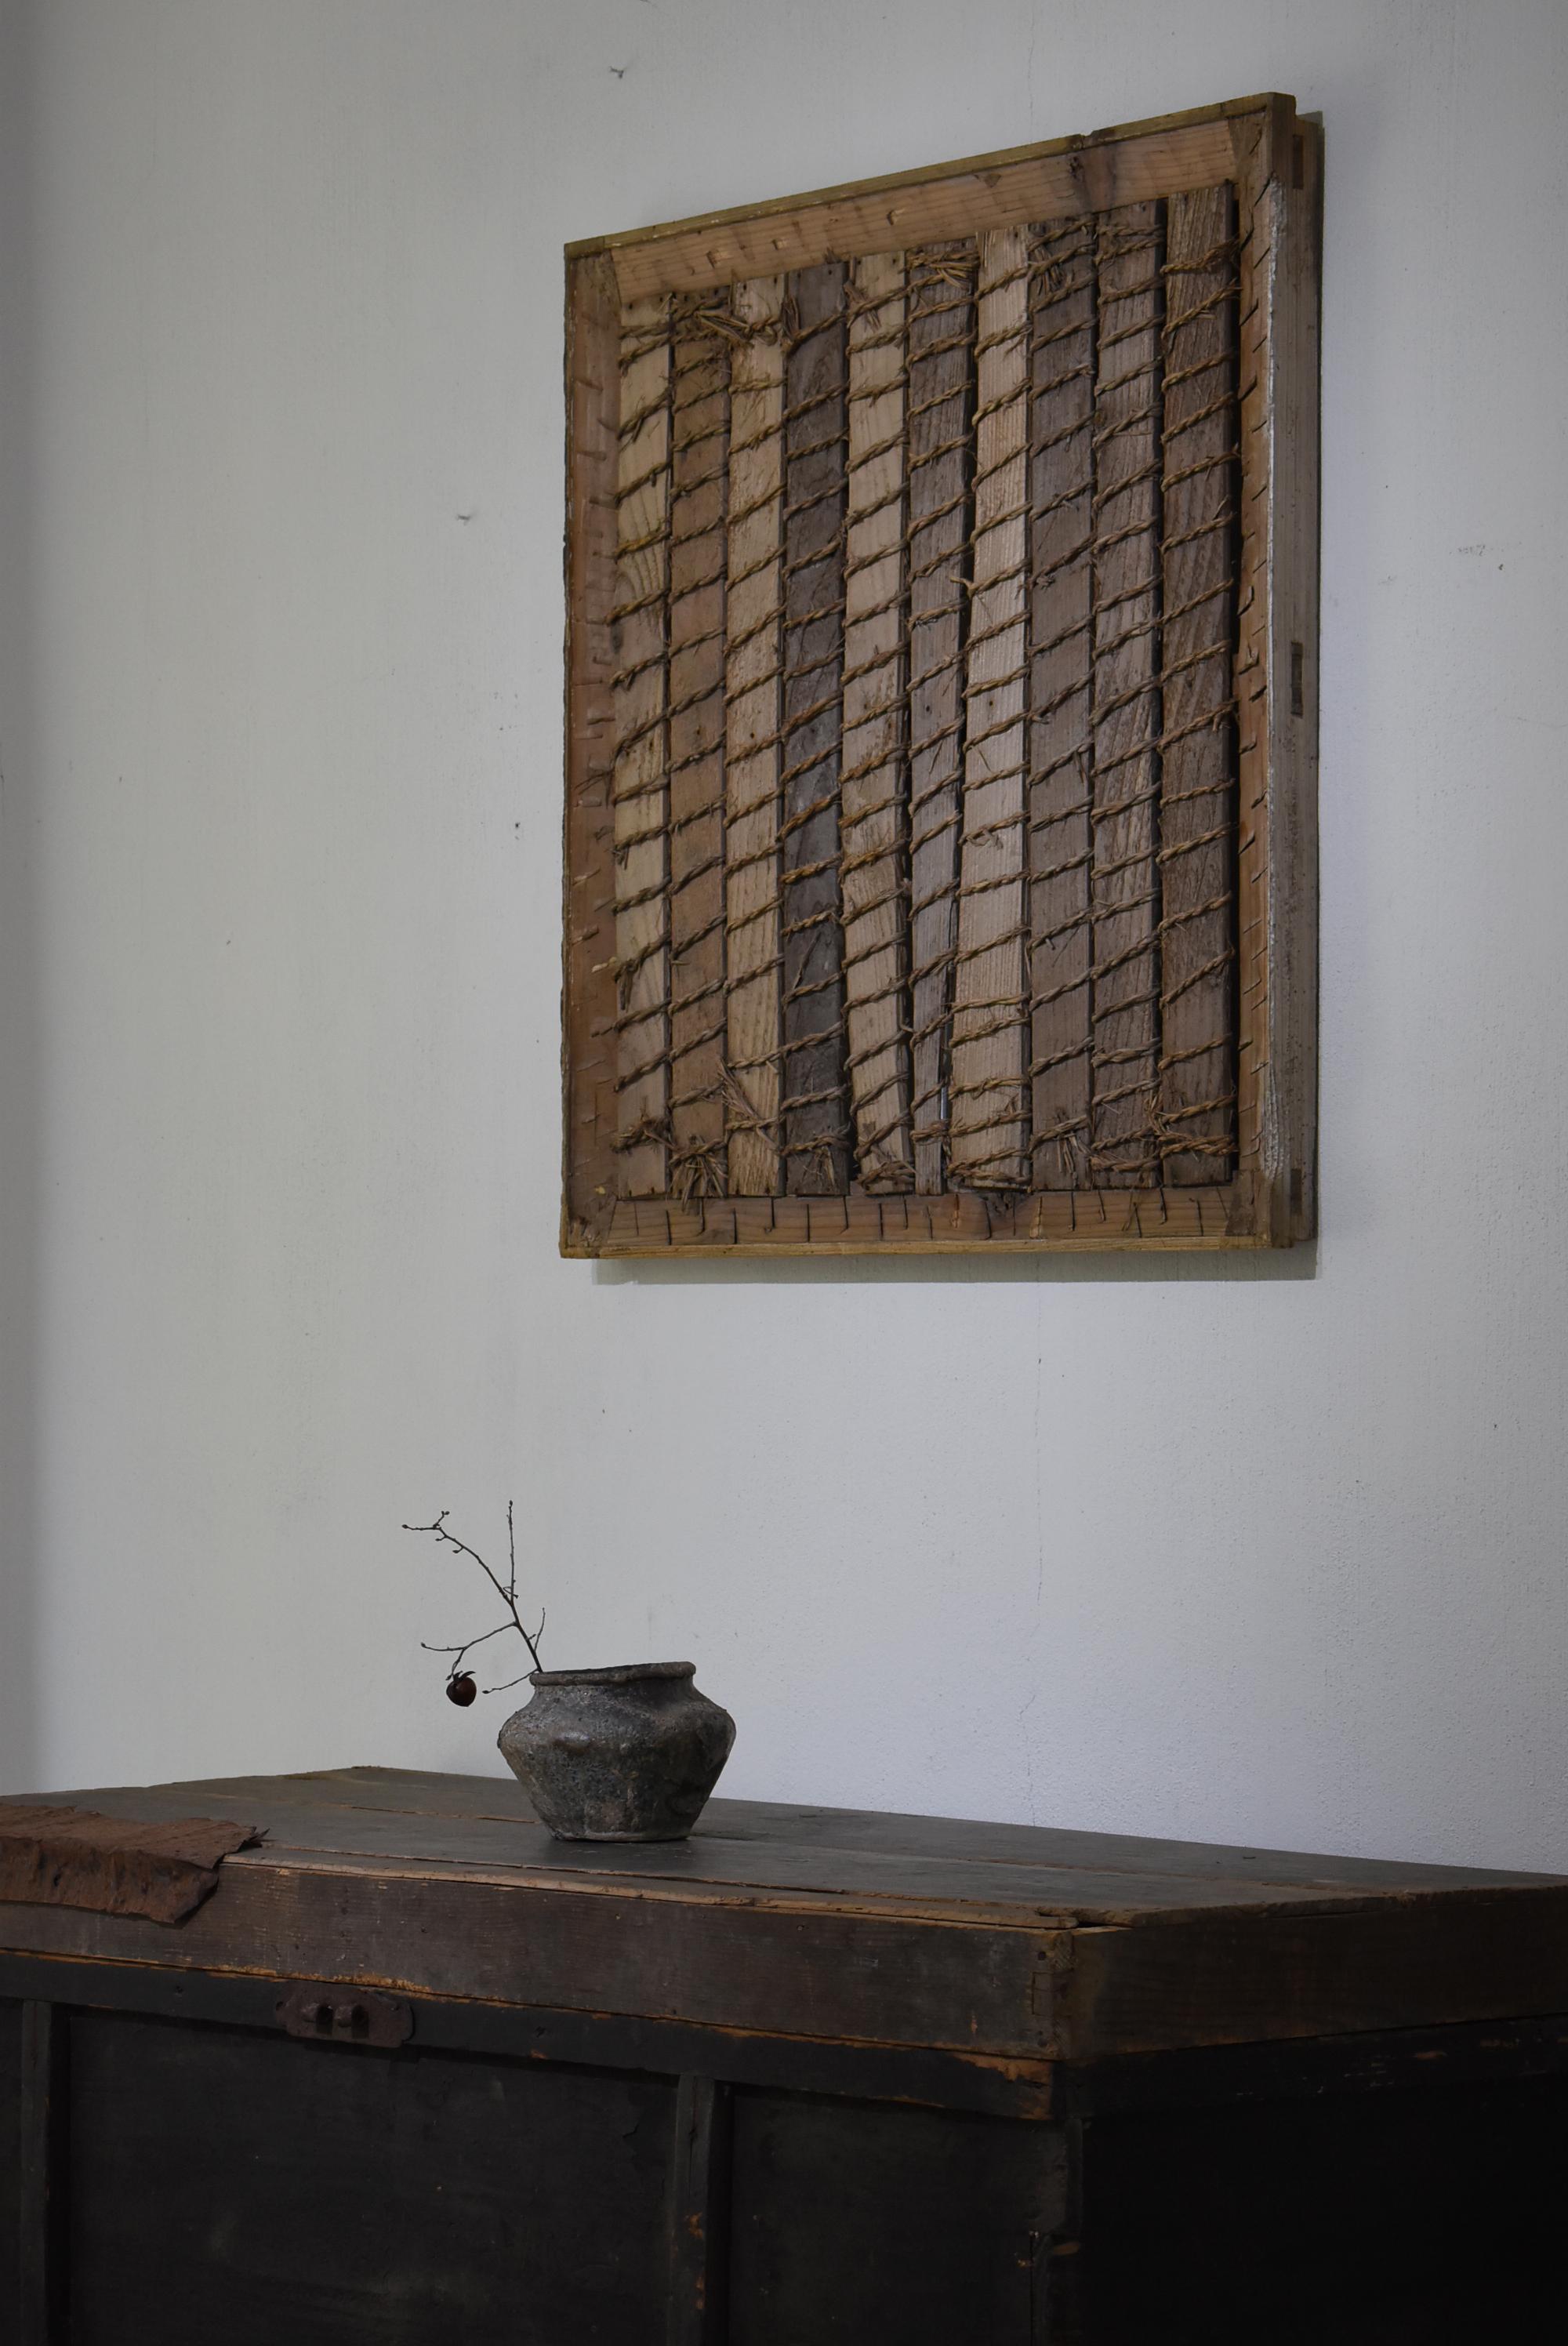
667;2074;732;2346
1025;217;1097;1189
843;251;913;1189
906;243;977;1193
1033;2118;1086;2344
950;226;1031;1189
613;293;673;1198
20;2001;65;2345
781;260;851;1194
724;278;786;1196
666;308;730;1199
1235;118;1320;1242
1233;119;1276;1229
1159;184;1238;1186
562;253;622;1246
1264;125;1322;1244
1090;202;1165;1186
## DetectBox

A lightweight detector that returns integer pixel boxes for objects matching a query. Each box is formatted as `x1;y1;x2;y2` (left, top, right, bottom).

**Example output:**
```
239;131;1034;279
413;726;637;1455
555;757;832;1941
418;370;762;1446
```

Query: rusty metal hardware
276;1984;412;2048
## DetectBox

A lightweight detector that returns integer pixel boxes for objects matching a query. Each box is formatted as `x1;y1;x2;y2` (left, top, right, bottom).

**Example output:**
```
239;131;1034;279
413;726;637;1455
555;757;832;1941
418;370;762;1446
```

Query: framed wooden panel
61;2013;677;2345
562;93;1319;1257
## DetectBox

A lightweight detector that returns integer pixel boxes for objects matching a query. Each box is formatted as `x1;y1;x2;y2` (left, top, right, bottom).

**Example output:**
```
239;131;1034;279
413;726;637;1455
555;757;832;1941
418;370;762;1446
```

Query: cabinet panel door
67;2012;674;2346
1081;2079;1568;2343
728;2090;1065;2344
0;2000;19;2322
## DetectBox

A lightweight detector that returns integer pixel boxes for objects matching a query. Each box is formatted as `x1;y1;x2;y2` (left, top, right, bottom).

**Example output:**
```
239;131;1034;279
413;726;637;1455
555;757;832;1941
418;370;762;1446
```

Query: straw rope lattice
605;187;1243;1207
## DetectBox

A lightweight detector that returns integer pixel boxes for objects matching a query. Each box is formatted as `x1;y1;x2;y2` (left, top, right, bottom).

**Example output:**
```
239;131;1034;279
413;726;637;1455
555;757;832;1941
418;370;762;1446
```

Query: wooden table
2;1767;1565;2341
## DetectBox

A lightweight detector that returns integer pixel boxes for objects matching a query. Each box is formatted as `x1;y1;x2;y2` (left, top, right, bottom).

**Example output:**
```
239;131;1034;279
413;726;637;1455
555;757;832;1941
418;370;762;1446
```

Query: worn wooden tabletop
3;1768;1564;2062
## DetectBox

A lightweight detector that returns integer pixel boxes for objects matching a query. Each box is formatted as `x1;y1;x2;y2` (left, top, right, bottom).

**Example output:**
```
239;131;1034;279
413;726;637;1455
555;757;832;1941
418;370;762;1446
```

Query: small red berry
446;1672;477;1707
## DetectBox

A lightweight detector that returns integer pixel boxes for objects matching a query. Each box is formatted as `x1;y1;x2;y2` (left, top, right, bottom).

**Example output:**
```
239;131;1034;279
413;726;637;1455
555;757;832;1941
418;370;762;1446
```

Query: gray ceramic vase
497;1661;735;1843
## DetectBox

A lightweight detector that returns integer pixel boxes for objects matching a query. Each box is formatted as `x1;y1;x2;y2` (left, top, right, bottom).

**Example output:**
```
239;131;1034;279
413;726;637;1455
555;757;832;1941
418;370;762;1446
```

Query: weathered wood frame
562;93;1319;1257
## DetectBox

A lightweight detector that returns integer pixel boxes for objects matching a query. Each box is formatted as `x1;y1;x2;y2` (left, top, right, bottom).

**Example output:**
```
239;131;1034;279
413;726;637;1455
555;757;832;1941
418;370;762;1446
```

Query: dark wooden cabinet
3;1768;1565;2341
0;1996;20;2323
63;2011;673;2344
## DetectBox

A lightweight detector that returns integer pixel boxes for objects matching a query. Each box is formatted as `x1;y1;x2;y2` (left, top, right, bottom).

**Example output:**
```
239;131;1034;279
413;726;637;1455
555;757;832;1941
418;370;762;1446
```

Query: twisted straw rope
904;244;978;1171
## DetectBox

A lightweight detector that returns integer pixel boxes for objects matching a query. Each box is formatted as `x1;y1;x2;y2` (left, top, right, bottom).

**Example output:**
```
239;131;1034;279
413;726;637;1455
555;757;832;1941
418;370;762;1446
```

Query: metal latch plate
276;1984;413;2048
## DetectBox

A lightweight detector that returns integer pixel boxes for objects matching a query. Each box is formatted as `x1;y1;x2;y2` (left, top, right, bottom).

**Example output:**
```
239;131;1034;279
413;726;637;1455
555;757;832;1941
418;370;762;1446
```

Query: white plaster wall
2;0;1565;1867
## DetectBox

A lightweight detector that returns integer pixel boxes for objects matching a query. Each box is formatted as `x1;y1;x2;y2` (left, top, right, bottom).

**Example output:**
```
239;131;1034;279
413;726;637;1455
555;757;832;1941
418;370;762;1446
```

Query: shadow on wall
593;1243;1319;1289
0;1;38;1792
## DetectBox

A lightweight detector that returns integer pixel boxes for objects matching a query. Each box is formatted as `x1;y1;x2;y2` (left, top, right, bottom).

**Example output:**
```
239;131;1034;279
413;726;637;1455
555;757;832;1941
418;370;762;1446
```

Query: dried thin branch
408;1503;546;1697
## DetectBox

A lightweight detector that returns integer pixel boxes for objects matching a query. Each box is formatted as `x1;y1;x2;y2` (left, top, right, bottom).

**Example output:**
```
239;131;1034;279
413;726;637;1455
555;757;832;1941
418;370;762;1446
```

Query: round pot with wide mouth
497;1661;736;1842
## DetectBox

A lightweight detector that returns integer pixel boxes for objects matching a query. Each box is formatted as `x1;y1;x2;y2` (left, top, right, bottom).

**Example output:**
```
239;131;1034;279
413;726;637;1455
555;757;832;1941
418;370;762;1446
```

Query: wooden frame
562;93;1319;1257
